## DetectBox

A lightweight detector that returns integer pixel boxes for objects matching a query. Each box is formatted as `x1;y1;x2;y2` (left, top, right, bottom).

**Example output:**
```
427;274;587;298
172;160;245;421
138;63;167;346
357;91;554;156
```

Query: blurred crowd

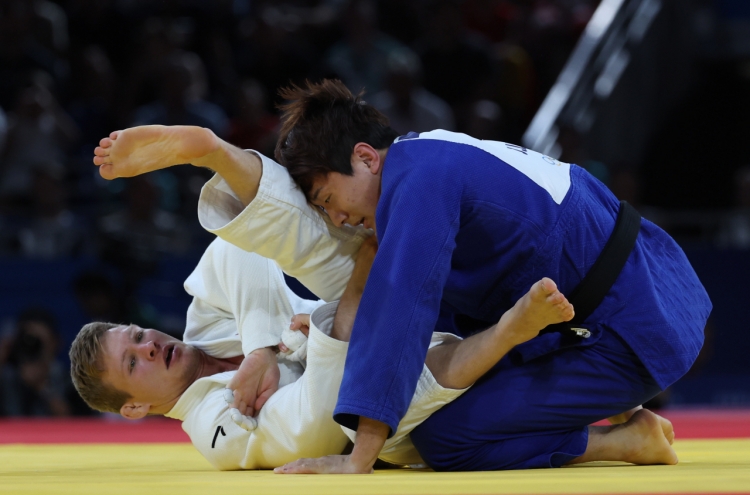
1;0;744;416
0;0;604;416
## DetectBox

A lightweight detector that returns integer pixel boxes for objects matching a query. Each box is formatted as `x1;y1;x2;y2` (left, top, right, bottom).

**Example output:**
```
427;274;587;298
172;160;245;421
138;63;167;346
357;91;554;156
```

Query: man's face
101;325;201;414
309;153;382;231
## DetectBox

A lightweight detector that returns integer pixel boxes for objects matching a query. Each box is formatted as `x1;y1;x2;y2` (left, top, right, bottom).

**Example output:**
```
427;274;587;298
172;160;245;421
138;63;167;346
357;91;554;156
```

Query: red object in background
0;409;748;444
591;409;750;439
0;417;189;444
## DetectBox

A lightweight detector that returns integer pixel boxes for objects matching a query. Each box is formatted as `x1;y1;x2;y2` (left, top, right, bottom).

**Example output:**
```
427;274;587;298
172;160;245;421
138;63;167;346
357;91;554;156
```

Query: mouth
165;345;175;369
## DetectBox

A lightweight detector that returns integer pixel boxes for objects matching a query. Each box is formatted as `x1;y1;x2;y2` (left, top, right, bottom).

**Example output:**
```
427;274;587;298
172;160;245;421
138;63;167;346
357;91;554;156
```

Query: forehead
100;326;131;366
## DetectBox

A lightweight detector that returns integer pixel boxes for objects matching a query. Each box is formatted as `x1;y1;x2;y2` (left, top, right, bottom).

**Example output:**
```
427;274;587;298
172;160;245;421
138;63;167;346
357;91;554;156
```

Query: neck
151;351;241;415
195;350;242;379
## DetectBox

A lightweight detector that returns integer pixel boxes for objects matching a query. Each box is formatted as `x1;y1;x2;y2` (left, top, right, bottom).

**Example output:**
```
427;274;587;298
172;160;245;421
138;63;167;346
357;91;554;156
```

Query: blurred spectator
716;165;750;249
98;174;189;290
132;50;230;138
31;0;69;55
464;99;504;140
369;48;455;134
15;164;91;259
487;41;537;142
227;78;279;157
233;7;319;105
66;45;117;153
0;0;70;109
414;0;493;109
0;308;70;416
73;271;160;332
324;0;406;94
0;105;7;157
0;73;80;202
462;0;521;43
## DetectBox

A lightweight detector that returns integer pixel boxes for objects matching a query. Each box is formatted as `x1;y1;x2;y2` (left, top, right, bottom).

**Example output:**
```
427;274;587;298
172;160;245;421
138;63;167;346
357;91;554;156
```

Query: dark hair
275;79;399;196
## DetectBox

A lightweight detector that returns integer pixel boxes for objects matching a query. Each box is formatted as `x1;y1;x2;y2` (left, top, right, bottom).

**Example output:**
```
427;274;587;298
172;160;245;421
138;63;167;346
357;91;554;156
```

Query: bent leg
93;125;262;205
426;278;573;390
412;327;663;471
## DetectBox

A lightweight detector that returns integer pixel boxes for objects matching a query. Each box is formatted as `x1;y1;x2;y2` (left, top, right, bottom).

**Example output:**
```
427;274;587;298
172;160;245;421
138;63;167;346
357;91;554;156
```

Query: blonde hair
69;322;130;413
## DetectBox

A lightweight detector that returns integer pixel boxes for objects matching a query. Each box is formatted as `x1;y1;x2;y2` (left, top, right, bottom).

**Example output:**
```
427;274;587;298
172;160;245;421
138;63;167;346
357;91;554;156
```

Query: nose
329;209;348;227
138;340;160;361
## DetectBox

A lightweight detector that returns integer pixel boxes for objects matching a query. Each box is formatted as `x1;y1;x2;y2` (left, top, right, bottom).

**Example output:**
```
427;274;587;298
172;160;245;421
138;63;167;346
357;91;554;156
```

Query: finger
237;399;248;416
223;388;234;406
229;408;257;431
278;343;289;353
274;458;314;474
290;314;311;331
253;385;277;413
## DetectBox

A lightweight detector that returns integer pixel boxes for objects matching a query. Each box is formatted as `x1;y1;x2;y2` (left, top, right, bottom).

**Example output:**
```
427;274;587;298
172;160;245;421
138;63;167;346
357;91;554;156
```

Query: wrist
249;346;277;361
349;417;389;471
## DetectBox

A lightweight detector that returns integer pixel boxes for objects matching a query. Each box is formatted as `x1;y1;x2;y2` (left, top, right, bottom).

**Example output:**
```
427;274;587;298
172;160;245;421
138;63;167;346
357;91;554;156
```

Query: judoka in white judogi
163;152;465;470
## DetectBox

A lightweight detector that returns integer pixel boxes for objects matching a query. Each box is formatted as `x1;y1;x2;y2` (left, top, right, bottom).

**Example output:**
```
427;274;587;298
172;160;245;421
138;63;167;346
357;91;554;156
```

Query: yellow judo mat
1;439;749;495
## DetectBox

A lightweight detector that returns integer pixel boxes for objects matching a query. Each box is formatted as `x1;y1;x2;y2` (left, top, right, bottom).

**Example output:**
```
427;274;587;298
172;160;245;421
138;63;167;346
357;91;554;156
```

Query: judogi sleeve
197;151;372;301
183;238;310;356
333;148;462;435
179;323;351;470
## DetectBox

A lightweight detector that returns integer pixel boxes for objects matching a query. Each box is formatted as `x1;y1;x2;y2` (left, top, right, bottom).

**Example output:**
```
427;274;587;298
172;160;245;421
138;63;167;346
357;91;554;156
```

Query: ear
352;143;383;175
120;401;151;420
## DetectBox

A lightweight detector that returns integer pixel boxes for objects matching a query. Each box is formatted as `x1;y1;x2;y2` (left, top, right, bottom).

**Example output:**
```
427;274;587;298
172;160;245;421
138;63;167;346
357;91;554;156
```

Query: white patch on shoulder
415;130;571;205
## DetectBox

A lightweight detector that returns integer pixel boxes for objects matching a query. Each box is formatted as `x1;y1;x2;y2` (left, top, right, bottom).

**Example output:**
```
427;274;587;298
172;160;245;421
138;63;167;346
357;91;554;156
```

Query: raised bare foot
92;125;220;179
616;409;678;465
497;278;575;345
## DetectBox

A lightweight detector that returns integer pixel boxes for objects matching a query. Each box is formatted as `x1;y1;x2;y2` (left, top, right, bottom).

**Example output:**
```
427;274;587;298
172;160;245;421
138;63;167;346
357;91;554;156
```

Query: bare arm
330;236;378;342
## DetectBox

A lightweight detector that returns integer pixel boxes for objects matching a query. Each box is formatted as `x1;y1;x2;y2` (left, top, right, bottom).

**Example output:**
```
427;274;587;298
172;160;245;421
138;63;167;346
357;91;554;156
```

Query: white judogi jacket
164;152;466;470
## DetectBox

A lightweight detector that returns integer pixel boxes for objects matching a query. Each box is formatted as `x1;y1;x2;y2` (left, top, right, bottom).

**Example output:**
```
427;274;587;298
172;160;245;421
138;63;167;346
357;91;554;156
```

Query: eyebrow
121;326;133;376
311;186;323;203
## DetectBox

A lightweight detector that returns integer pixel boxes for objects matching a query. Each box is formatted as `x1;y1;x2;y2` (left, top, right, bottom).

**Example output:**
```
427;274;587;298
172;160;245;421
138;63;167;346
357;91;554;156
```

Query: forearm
330;263;367;341
330;240;376;341
350;417;389;472
192;140;262;207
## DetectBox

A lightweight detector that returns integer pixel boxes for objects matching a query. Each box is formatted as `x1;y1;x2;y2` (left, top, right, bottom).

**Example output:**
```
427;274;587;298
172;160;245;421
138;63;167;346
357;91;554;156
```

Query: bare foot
655;411;675;445
497;278;575;346
92;125;220;179
573;409;678;466
608;407;674;445
618;409;678;465
608;406;642;425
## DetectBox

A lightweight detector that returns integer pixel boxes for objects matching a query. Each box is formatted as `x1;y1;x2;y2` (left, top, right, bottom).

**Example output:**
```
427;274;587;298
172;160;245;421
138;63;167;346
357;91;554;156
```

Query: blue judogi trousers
411;325;661;471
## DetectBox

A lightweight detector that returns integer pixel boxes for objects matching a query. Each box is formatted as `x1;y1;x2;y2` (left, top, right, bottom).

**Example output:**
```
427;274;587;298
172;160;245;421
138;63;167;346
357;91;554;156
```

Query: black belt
550;200;641;338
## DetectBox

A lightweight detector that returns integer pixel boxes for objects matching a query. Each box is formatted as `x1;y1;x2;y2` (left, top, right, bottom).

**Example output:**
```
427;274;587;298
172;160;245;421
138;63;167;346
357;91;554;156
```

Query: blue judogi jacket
333;130;711;435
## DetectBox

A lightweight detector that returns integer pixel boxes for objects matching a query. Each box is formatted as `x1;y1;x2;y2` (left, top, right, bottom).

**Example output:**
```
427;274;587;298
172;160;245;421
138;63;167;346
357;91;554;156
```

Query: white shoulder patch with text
415;130;572;205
